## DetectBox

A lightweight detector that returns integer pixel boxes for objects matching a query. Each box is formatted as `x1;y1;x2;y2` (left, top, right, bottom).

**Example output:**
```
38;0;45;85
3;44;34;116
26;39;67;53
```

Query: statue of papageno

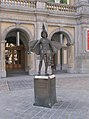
29;24;61;75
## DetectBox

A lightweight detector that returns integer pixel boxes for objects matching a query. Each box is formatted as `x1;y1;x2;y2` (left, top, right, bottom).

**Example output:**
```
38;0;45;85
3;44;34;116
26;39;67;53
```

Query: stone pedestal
34;74;57;108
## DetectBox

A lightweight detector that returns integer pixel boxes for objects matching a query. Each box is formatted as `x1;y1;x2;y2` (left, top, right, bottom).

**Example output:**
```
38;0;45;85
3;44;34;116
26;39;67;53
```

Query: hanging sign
86;29;89;51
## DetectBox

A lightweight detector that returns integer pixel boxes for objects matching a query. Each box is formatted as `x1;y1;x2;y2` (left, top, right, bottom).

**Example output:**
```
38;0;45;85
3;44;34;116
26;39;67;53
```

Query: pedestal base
34;74;57;108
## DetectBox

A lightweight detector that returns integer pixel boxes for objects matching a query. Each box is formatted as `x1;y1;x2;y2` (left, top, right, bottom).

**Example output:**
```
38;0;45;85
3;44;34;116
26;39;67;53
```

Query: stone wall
1;0;89;77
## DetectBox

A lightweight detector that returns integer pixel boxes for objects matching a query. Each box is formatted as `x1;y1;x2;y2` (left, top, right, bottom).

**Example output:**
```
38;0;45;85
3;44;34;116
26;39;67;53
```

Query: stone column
36;22;43;40
28;50;36;75
57;50;60;70
60;34;63;45
0;41;6;77
17;31;20;46
67;44;75;73
56;34;63;70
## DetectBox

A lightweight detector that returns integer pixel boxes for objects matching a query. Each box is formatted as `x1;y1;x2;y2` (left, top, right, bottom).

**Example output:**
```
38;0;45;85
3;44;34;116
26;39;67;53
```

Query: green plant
60;0;67;4
48;0;67;4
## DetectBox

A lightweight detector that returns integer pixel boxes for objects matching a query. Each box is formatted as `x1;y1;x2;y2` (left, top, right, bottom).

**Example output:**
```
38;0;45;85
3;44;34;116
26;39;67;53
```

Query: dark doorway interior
5;36;26;76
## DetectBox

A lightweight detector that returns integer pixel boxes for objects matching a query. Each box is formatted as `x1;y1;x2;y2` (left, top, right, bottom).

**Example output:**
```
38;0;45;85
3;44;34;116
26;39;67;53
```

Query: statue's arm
32;40;40;49
29;40;40;54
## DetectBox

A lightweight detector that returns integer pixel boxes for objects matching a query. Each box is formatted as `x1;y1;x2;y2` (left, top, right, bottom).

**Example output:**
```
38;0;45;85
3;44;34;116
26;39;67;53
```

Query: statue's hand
29;47;34;53
31;47;35;51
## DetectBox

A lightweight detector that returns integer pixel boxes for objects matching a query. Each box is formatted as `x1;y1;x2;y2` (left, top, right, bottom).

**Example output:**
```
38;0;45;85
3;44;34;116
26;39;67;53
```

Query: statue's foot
45;72;49;76
38;72;41;76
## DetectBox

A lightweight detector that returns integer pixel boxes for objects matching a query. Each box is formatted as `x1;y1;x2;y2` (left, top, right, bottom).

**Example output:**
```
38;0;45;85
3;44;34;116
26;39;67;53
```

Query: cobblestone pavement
0;74;89;119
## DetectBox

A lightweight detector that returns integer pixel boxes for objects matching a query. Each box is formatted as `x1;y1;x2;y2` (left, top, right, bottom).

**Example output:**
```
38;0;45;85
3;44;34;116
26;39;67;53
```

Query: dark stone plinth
34;74;57;108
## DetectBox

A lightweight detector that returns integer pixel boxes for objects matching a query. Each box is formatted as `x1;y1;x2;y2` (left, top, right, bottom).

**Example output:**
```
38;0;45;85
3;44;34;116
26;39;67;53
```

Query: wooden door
5;45;25;72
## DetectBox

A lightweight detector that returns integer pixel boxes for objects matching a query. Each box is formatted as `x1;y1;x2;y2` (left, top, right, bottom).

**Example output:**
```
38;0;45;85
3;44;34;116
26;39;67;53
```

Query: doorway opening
51;31;70;73
5;29;28;76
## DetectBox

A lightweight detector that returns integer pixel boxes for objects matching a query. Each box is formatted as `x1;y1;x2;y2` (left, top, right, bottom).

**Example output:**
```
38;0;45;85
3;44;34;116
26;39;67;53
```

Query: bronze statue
29;24;61;75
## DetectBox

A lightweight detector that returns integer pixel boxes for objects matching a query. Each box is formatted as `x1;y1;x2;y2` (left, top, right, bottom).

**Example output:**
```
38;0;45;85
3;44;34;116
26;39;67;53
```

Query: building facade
0;0;89;77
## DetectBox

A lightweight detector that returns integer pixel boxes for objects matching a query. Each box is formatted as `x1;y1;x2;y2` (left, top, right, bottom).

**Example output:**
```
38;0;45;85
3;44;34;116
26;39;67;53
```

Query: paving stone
0;80;9;91
40;110;56;119
7;80;33;90
0;74;89;119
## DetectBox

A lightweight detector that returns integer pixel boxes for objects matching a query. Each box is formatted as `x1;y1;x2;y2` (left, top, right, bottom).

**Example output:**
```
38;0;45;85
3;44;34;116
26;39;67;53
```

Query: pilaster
28;46;36;75
36;22;43;40
0;41;6;77
36;0;47;9
67;44;75;73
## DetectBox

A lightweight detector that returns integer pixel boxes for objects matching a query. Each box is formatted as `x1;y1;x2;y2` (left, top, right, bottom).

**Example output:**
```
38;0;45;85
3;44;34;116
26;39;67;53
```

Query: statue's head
41;24;48;38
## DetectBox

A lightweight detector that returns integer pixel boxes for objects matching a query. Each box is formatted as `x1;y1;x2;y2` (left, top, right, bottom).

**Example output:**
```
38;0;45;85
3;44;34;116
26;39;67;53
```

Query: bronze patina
29;24;61;75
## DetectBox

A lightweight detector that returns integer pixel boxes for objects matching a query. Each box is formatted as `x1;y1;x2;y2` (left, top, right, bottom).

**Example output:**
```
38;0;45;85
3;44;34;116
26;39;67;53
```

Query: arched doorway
51;31;71;73
5;29;28;76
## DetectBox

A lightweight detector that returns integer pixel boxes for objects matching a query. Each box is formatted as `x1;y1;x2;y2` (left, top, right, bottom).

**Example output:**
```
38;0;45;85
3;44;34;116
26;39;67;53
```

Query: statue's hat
41;24;48;37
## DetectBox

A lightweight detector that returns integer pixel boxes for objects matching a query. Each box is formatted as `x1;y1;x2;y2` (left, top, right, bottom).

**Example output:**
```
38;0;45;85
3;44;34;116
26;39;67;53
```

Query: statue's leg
45;62;48;75
38;54;43;75
51;54;54;74
44;54;48;75
38;61;42;75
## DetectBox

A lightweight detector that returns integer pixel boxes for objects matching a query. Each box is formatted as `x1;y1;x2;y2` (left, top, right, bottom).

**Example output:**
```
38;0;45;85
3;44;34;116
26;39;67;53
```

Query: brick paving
0;74;89;119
